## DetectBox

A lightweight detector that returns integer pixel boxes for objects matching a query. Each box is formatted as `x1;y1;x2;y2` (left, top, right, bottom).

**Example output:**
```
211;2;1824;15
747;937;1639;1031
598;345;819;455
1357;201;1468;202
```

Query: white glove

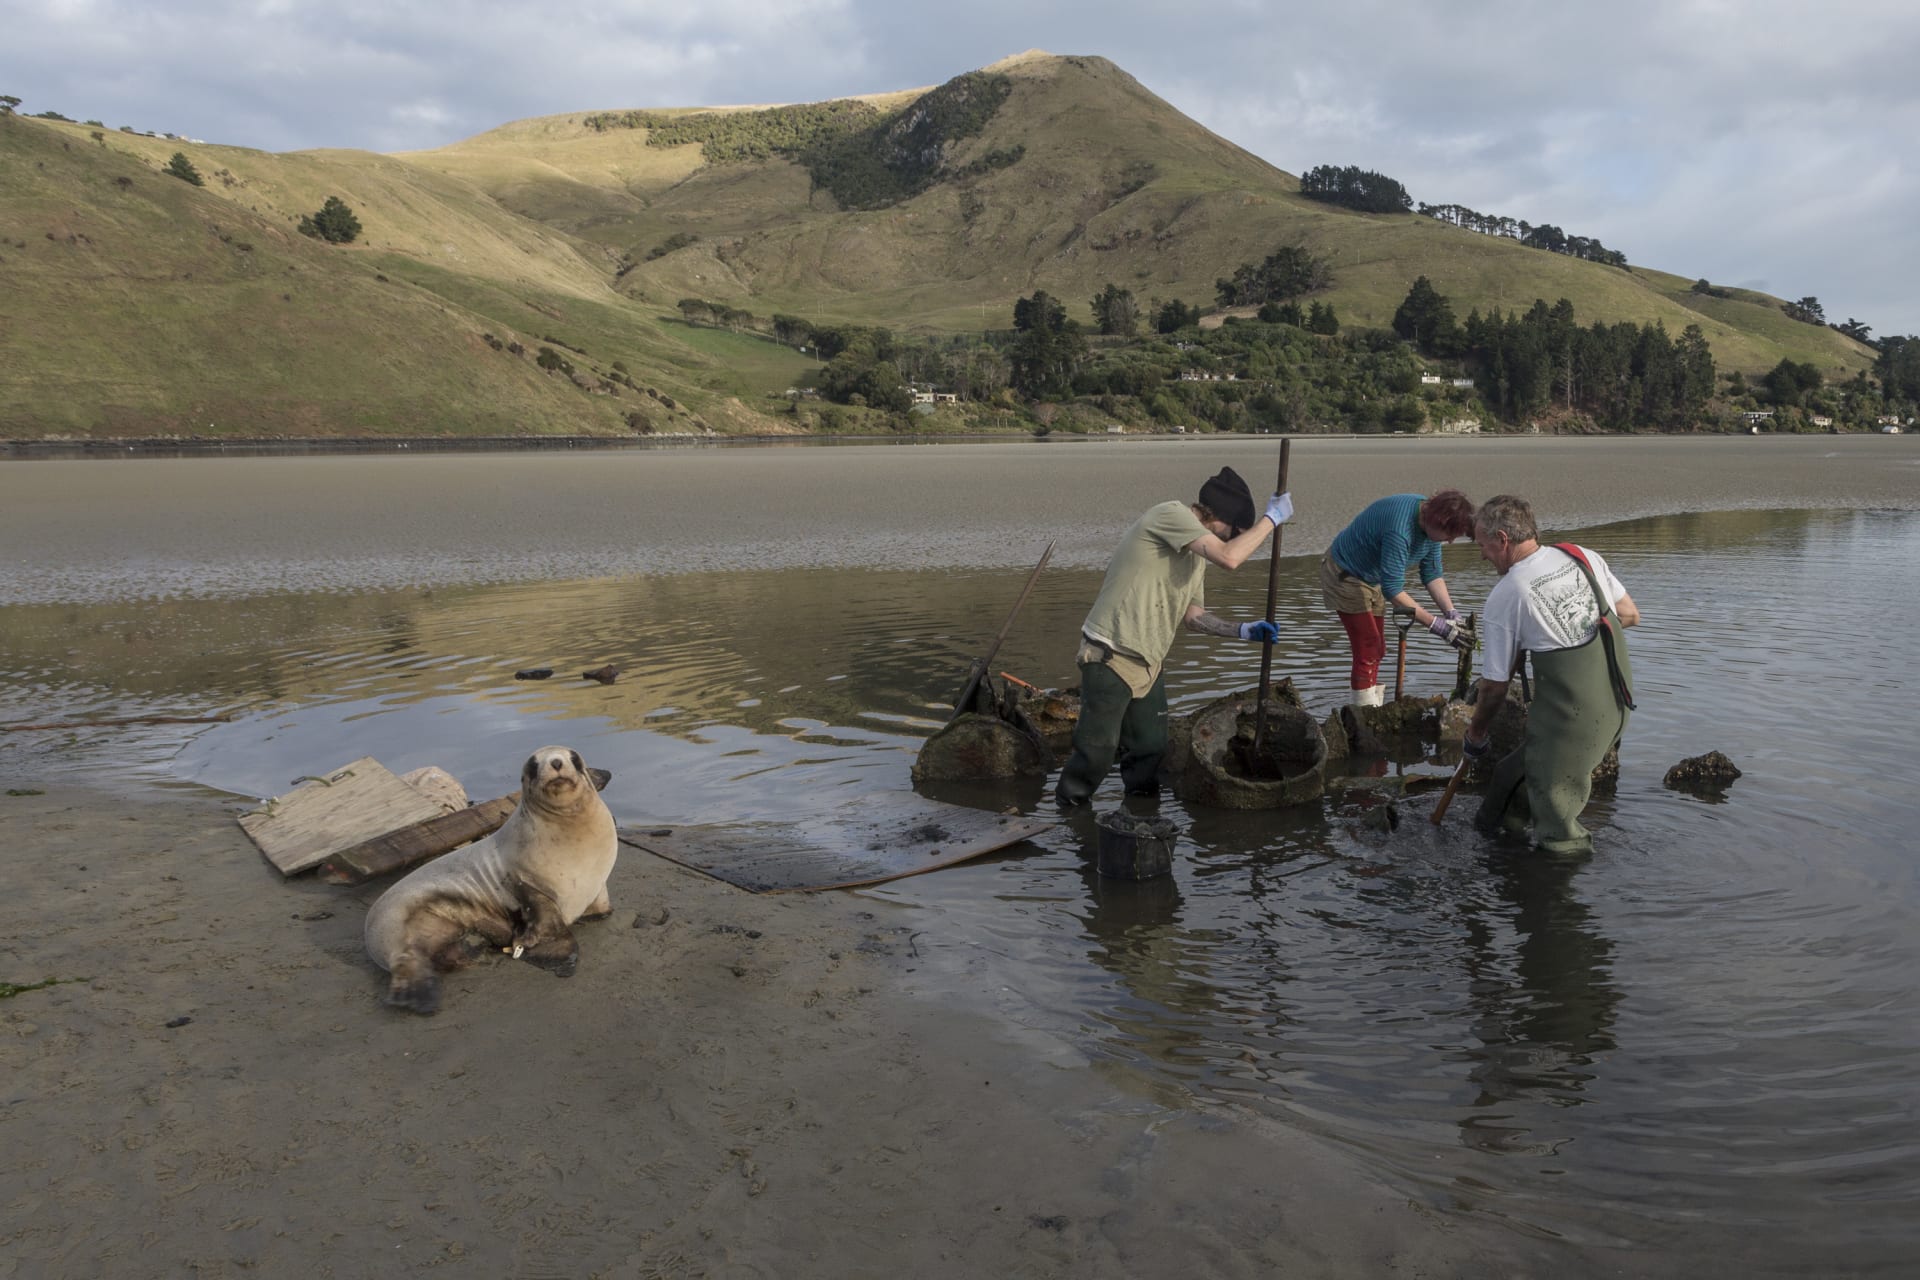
1264;492;1294;526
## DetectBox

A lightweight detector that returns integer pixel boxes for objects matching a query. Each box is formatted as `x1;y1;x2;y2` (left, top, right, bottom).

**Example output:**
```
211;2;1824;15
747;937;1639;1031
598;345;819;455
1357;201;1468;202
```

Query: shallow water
3;442;1918;1269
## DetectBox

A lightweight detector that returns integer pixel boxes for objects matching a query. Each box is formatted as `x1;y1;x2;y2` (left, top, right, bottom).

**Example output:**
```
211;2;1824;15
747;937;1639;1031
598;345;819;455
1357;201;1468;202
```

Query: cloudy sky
9;0;1917;335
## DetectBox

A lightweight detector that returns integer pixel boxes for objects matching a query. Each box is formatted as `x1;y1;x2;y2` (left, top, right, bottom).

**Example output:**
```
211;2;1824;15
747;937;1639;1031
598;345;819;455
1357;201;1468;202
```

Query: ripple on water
3;504;1918;1266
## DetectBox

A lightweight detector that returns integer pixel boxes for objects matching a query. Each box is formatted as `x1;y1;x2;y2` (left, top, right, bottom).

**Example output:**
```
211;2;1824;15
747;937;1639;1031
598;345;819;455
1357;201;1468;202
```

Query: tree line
1417;203;1627;266
1296;157;1628;266
1394;275;1712;428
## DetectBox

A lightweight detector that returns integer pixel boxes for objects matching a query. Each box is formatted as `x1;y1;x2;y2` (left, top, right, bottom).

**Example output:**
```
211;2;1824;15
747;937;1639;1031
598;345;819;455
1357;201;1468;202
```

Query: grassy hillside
0;52;1877;440
416;52;1873;382
0;114;815;437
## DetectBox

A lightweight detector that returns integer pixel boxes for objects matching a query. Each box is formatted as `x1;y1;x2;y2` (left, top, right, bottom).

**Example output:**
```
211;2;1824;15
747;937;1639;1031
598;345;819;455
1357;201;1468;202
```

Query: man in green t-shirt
1055;466;1295;807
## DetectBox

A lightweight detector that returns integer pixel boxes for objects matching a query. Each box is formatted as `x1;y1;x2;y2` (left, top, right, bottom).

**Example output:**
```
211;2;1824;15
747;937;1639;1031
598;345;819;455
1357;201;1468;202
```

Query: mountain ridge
0;52;1876;439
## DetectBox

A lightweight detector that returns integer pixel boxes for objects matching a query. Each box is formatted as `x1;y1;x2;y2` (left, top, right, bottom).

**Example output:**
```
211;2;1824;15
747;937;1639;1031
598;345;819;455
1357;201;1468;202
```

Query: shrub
164;152;203;186
297;195;361;244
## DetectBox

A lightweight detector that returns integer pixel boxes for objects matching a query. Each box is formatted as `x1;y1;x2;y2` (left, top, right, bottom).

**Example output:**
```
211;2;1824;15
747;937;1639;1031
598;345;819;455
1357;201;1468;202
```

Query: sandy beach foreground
0;784;1573;1279
10;437;1909;1275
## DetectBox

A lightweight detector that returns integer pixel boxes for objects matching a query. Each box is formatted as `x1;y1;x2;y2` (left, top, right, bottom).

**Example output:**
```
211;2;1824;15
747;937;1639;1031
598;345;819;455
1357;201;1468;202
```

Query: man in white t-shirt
1054;466;1294;807
1461;494;1640;853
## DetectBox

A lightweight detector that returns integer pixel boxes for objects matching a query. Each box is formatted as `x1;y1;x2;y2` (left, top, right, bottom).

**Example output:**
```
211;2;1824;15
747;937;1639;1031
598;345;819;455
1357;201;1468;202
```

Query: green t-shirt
1080;501;1208;670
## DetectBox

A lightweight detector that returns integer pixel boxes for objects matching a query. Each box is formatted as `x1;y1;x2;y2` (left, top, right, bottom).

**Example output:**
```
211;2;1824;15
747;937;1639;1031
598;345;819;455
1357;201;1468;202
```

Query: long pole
1251;439;1293;753
948;540;1056;722
1394;614;1412;701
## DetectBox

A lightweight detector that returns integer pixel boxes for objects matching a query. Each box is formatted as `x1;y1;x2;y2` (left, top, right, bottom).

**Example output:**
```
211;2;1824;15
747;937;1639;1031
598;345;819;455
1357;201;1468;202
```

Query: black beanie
1197;466;1256;536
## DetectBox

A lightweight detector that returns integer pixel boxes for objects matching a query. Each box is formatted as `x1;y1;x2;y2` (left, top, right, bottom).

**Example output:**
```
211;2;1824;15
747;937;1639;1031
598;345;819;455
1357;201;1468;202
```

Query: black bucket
1094;810;1177;880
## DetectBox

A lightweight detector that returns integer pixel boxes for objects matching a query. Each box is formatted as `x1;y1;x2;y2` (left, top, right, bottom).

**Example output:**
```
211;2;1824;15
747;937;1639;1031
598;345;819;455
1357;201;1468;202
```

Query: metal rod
948;540;1056;722
1251;439;1293;753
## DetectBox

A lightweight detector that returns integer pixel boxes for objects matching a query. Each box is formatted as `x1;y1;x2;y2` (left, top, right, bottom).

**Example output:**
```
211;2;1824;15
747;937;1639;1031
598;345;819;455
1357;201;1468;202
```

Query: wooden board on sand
619;793;1054;894
238;757;447;877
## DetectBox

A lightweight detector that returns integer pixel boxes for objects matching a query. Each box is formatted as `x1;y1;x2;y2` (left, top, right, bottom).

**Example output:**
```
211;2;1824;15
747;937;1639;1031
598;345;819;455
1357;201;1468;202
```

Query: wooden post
1252;440;1293;753
1429;757;1471;825
1394;621;1410;702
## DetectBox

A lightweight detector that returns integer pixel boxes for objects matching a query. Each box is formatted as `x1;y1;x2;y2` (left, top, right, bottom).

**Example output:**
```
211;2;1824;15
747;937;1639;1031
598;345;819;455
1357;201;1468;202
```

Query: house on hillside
1423;418;1481;435
1883;424;1904;435
1450;378;1475;389
1420;374;1444;386
1740;410;1774;427
1812;415;1834;428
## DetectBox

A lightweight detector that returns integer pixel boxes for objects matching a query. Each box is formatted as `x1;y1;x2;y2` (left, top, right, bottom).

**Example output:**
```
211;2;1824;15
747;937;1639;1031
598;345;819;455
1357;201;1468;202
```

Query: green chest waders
1474;548;1634;854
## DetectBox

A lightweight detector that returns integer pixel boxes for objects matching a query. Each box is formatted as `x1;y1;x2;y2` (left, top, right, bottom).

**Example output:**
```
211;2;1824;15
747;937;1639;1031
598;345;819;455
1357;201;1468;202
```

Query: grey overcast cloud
8;0;1917;335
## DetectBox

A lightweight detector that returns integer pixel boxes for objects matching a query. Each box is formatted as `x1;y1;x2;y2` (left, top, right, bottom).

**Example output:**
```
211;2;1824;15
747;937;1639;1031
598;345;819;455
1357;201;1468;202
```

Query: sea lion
363;745;617;1015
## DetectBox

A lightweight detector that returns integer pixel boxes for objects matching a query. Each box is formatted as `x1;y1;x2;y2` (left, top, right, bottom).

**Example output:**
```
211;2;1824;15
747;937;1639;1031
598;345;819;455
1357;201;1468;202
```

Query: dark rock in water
1359;802;1401;833
581;664;620;684
912;711;1049;783
1664;751;1742;789
514;668;554;680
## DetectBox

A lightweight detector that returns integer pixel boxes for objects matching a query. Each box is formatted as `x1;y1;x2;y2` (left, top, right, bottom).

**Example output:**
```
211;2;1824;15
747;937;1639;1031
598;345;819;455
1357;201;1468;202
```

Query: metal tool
948;540;1055;722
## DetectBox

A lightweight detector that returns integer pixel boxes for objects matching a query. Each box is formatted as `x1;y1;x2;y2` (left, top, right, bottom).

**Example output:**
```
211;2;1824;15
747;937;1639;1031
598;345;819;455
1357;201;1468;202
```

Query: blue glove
1237;620;1279;643
1428;617;1474;652
1264;492;1294;526
1462;731;1492;760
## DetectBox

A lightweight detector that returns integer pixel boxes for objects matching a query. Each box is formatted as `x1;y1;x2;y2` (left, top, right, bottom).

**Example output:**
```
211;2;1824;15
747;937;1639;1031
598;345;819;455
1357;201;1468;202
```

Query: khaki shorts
1319;553;1386;617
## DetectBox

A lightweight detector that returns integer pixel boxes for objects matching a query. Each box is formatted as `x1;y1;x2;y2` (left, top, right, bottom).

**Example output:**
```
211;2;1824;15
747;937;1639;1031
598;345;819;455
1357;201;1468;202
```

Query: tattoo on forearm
1186;610;1240;638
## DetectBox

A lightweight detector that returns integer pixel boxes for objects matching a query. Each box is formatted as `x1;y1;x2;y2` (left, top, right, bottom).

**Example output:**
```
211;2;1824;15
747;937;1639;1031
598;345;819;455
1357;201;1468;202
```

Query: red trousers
1338;611;1386;690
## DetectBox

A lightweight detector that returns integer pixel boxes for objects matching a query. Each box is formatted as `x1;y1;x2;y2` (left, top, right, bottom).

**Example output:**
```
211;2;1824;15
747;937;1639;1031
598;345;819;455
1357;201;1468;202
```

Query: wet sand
2;434;1914;603
0;784;1560;1278
6;438;1913;1275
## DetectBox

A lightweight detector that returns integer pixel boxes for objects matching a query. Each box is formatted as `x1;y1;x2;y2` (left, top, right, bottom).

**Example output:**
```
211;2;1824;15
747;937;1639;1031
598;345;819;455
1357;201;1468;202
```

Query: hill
0;54;1879;439
0;114;809;438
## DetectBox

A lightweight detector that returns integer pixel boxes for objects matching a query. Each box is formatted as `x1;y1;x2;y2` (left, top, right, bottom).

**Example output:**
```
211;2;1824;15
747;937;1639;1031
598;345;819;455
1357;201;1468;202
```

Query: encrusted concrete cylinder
1173;685;1326;810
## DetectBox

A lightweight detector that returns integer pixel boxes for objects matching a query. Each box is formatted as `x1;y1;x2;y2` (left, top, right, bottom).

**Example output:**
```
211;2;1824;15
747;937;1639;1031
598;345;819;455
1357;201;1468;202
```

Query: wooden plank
238;757;446;877
618;794;1055;894
314;794;519;886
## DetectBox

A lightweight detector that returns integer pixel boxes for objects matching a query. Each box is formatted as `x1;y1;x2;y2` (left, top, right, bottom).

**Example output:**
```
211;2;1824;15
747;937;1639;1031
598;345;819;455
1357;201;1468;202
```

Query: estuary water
3;437;1917;1270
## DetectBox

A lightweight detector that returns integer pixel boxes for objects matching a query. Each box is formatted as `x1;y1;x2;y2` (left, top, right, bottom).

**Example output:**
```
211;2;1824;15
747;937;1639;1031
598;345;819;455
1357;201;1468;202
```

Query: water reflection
4;503;1918;1268
1456;850;1619;1156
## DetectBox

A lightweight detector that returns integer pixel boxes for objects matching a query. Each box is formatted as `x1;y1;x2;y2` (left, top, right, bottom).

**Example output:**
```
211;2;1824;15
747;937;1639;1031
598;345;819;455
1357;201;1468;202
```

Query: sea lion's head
523;745;592;810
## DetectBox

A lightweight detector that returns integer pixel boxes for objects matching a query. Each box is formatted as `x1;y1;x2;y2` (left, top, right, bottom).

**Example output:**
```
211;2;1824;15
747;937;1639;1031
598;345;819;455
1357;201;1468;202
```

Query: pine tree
164;152;203;186
298;195;362;244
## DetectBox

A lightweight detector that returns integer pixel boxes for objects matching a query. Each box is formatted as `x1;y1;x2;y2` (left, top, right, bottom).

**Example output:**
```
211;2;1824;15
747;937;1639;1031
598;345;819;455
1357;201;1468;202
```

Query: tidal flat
3;434;1917;1277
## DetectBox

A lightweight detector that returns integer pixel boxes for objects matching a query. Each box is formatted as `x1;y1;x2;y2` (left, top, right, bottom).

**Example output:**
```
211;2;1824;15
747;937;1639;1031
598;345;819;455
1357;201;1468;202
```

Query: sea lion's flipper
385;948;444;1015
510;881;580;976
521;935;580;977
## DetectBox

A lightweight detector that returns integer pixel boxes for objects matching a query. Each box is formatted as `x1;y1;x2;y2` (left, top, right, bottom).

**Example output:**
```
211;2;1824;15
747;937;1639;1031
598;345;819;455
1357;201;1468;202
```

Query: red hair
1422;489;1476;540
